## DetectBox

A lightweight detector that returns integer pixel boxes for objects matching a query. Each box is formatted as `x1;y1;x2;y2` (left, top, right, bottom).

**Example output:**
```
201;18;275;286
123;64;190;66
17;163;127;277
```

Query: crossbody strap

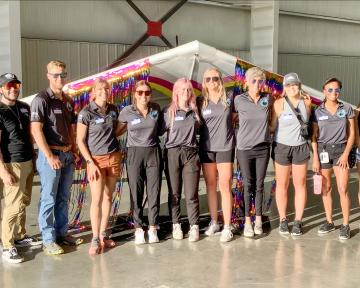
284;96;305;126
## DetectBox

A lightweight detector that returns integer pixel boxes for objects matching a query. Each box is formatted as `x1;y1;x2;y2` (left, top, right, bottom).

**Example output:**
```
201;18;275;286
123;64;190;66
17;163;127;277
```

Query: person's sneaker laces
14;235;42;248
339;224;350;240
134;228;146;245
244;223;254;238
2;247;24;264
291;220;303;236
43;242;64;256
188;225;200;242
318;222;335;234
279;218;290;235
254;221;263;235
172;223;184;240
148;229;159;244
220;226;233;242
204;220;220;236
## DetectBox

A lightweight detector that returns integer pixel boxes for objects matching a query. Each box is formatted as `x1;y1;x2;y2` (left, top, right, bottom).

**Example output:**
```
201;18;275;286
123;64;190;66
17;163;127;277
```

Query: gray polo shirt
234;92;272;150
78;102;119;156
161;107;199;149
118;102;161;147
30;88;75;146
197;92;235;152
313;101;355;144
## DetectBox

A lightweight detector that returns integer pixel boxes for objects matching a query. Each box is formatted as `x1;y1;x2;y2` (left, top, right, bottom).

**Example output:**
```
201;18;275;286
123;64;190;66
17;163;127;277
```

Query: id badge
319;151;329;164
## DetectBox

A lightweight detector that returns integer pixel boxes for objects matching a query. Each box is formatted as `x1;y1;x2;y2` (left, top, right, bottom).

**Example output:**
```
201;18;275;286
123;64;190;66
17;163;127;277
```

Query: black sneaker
2;247;24;264
318;222;335;234
279;218;290;234
339;224;350;240
291;220;303;236
15;235;42;247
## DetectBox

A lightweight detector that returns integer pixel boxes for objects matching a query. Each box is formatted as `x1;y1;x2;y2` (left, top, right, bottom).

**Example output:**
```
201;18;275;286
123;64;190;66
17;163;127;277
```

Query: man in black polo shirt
0;73;41;264
31;60;82;256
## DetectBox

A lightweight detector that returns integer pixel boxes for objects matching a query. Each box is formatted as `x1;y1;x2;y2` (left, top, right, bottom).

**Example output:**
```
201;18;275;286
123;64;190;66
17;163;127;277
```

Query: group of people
0;60;359;263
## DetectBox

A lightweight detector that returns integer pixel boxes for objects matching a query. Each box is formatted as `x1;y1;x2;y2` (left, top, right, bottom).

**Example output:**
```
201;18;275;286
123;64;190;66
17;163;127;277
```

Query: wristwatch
86;159;93;165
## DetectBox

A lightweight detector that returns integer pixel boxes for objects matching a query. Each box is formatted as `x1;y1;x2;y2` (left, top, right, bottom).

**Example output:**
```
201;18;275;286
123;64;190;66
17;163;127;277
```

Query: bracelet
86;159;94;165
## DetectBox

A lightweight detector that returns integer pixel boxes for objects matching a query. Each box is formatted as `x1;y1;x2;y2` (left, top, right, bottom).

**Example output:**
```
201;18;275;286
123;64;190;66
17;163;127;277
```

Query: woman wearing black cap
312;78;355;240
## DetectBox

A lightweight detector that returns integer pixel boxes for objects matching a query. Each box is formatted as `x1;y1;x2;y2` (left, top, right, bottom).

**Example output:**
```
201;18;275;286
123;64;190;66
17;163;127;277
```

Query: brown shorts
91;151;121;178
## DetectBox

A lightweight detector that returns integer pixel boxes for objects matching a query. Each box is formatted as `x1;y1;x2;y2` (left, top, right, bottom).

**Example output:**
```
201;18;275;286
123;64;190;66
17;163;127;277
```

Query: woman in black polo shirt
161;78;201;242
118;80;162;245
355;103;360;216
312;78;355;240
77;78;120;255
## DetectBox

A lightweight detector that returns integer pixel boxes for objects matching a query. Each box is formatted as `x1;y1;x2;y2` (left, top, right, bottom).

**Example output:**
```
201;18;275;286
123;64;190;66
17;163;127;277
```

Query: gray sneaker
43;242;64;256
243;223;254;238
2;247;24;264
339;224;350;240
291;220;303;236
15;235;42;247
318;222;335;234
279;218;290;235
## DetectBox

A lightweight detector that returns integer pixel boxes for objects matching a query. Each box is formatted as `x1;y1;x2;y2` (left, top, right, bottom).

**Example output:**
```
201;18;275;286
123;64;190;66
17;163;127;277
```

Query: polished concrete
0;167;359;288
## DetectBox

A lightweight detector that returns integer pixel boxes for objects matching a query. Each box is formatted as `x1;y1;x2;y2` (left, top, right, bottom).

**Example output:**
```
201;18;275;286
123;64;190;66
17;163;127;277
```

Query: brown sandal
100;232;116;248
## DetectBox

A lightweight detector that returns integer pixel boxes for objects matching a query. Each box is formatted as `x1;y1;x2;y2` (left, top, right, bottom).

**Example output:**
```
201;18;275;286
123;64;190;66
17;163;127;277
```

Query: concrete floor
0;165;360;288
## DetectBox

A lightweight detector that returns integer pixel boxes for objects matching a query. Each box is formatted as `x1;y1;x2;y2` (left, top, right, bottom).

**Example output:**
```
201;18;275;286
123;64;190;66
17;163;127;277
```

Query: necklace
6;103;23;130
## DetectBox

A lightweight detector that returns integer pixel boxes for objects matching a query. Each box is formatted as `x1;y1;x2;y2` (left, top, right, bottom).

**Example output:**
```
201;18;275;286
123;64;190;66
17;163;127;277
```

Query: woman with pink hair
161;78;201;242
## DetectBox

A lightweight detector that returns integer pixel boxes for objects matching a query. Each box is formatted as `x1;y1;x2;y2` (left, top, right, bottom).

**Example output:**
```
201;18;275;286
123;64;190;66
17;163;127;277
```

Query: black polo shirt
78;102;119;156
0;100;33;163
30;88;75;146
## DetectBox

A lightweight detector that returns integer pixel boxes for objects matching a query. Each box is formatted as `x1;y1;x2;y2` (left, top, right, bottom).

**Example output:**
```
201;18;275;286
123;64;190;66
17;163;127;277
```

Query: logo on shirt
150;109;158;120
259;97;269;108
336;109;346;118
66;102;73;112
31;111;40;121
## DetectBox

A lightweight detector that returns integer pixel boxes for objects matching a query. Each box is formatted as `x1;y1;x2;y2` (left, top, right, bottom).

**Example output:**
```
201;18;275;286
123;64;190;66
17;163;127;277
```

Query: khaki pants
1;160;34;248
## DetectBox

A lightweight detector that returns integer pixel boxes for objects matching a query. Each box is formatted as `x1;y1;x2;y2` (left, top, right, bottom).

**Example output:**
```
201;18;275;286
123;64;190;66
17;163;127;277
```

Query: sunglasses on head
136;90;151;96
49;72;68;79
251;79;265;85
327;88;341;94
205;76;220;83
3;82;21;90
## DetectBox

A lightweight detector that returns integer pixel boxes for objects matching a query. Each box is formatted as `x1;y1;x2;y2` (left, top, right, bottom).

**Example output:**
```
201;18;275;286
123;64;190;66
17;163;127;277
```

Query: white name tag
20;108;28;113
54;109;62;114
175;116;184;121
131;118;141;125
283;114;293;120
95;118;105;124
318;115;328;121
203;109;212;116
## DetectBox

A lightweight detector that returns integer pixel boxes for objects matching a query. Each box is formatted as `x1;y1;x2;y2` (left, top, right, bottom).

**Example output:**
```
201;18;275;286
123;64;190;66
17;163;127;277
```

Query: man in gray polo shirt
31;60;83;255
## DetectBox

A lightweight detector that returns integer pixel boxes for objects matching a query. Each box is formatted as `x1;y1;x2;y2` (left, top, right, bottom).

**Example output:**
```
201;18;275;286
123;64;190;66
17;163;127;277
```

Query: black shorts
272;142;310;165
317;143;346;169
199;149;234;164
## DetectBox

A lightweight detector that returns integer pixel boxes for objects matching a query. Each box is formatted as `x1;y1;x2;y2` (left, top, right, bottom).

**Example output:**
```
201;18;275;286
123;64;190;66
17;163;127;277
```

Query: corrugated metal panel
279;53;360;105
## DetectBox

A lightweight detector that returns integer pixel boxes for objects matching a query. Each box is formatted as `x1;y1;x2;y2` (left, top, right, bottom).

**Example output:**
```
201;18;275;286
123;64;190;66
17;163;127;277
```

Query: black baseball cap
0;73;21;87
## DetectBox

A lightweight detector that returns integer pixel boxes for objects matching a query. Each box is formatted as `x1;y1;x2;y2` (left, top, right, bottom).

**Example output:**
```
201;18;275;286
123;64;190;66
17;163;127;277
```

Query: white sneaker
148;229;159;244
220;227;233;242
204;220;220;236
254;221;263;235
172;223;184;240
188;225;200;242
244;223;254;238
2;247;24;264
134;228;146;245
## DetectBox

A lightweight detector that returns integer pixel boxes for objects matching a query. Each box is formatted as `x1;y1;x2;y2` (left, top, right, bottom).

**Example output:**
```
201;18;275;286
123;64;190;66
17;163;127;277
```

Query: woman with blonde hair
197;67;235;242
77;78;120;255
161;78;201;242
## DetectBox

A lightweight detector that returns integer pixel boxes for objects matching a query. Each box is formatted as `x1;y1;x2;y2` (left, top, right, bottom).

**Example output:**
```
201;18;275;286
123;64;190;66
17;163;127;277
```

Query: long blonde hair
201;68;227;109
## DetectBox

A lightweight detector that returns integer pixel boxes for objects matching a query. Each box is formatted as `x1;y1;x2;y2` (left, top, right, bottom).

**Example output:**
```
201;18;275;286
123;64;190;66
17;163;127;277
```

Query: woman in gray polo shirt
161;78;201;242
270;73;312;236
234;67;272;238
77;78;120;255
197;68;235;242
118;80;162;245
312;78;355;240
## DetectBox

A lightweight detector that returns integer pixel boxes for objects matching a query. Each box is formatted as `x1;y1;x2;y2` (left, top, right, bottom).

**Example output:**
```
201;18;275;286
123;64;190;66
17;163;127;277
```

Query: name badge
203;109;212;116
318;115;328;121
131;118;141;125
95;118;105;124
54;109;62;114
283;114;293;120
20;108;28;113
175;116;184;121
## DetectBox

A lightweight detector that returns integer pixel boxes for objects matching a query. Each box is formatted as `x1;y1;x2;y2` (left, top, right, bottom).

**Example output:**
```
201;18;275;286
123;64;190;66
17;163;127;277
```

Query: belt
49;145;72;152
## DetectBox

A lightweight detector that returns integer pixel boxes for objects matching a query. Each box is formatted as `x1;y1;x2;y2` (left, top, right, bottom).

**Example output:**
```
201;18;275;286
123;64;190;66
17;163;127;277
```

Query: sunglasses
205;76;220;83
136;90;151;96
3;82;21;90
327;88;341;94
251;79;265;85
48;72;68;79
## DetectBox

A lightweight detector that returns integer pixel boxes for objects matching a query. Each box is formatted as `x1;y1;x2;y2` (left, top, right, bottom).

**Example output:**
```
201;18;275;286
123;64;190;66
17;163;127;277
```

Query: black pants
126;146;162;228
164;147;200;225
236;145;270;217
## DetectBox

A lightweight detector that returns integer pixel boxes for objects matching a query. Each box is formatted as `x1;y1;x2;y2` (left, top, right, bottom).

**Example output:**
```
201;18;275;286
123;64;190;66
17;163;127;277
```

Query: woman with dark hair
312;78;355;240
118;80;162;245
162;78;201;242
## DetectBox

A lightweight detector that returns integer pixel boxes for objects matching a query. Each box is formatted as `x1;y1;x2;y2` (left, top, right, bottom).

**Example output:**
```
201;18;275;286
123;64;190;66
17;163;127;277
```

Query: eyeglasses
205;76;220;83
3;82;21;90
136;90;151;96
251;79;265;85
48;72;68;79
327;88;341;94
